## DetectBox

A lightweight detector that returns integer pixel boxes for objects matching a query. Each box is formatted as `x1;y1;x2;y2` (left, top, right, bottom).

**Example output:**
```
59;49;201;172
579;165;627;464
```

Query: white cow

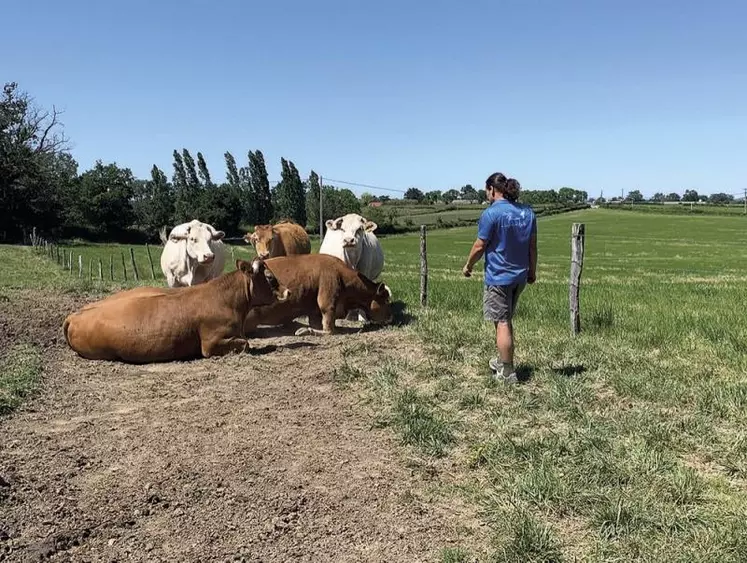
159;220;227;287
319;213;384;281
319;213;385;321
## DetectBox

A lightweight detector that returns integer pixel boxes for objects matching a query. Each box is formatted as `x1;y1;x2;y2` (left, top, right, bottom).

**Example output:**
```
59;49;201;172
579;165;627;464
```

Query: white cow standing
319;213;385;320
159;219;227;287
319;213;384;280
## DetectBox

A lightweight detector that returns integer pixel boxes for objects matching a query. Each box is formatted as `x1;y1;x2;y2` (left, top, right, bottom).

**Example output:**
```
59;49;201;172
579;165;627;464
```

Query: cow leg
201;336;249;357
202;336;277;357
294;308;335;337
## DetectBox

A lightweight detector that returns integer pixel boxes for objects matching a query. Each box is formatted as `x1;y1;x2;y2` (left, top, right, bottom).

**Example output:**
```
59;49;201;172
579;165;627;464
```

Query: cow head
325;214;377;249
245;225;275;260
170;220;225;265
236;258;289;306
367;282;393;325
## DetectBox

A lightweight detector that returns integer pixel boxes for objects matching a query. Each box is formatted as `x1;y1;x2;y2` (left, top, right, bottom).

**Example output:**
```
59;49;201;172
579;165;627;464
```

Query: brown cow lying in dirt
243;254;393;337
245;220;311;259
63;258;290;363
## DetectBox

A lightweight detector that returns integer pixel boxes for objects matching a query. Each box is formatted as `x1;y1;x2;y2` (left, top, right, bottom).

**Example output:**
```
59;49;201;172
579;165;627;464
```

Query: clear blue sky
5;0;746;198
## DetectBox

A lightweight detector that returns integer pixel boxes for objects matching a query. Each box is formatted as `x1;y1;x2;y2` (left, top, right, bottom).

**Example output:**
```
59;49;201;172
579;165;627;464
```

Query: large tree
404;187;425;202
0;82;72;240
460;184;478;202
133;164;174;236
273;157;307;225
683;189;699;202
305;170;322;231
78;160;135;235
248;150;273;224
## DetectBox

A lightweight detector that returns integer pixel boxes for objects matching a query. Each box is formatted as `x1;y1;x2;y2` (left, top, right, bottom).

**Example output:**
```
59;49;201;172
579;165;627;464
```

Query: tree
273;157;306;225
558;187;589;204
665;192;681;202
460;184;478;202
404;187;425;202
627;190;644;202
0;82;71;240
360;192;375;206
651;192;665;203
424;190;441;204
248;150;273;224
133;165;174;236
224;151;240;188
683;189;699;202
710;192;734;205
442;189;459;204
305;170;321;231
477;189;487;204
196;151;213;187
78;160;135;235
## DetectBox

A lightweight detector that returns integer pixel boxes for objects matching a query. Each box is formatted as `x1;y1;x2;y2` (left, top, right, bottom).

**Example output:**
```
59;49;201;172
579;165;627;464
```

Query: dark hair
485;172;520;202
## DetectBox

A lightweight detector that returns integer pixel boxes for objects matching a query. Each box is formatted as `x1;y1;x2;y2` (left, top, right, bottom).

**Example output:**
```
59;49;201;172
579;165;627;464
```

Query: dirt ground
0;290;479;563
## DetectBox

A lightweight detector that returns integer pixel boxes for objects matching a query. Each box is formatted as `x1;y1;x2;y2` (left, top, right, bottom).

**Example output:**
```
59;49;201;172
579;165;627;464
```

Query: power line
321;177;407;194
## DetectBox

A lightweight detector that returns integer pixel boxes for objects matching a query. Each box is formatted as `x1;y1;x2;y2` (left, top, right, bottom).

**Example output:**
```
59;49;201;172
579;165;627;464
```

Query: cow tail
62;316;72;347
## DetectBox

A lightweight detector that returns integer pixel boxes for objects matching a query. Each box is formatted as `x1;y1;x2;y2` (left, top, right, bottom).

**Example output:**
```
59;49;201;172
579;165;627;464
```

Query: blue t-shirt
477;200;536;286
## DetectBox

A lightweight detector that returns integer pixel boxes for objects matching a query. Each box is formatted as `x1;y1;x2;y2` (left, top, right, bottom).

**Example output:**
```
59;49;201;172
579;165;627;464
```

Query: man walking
462;172;537;383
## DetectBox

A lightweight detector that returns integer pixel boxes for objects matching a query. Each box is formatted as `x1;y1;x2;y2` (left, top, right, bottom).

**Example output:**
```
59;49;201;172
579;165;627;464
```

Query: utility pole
319;175;324;238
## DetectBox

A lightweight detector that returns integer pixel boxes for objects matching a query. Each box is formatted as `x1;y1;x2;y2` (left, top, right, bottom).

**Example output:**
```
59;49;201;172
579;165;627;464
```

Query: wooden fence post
78;255;83;278
420;224;428;307
98;258;103;281
145;244;156;279
69;251;73;274
88;258;93;280
129;248;139;281
110;255;114;281
569;223;585;336
121;252;128;281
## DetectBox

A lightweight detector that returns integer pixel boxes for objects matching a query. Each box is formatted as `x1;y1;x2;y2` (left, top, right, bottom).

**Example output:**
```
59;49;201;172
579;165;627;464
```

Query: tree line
0;82;365;242
2;81;595;244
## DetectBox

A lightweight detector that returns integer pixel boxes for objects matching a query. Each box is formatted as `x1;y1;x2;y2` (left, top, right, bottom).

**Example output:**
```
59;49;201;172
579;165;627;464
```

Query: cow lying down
243;254;393;337
63;258;289;363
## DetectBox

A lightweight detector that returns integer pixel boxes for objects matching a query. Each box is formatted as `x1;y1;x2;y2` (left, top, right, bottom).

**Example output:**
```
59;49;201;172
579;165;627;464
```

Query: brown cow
245;220;311;259
63;258;290;363
243;254;393;337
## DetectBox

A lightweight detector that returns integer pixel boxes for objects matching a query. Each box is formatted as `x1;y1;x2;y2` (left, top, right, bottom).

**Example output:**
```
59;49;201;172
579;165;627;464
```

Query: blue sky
4;0;746;198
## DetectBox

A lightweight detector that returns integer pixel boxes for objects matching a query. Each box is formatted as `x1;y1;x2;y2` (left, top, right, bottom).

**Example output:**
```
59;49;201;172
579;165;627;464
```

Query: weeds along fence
27;227;159;283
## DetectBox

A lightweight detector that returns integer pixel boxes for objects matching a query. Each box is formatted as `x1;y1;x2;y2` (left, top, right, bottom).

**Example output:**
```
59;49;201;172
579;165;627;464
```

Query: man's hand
462;264;473;278
527;270;536;284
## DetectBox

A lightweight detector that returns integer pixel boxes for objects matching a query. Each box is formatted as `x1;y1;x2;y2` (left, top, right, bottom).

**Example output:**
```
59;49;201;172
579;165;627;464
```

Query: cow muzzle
276;288;290;302
342;237;356;248
199;254;215;264
258;252;270;260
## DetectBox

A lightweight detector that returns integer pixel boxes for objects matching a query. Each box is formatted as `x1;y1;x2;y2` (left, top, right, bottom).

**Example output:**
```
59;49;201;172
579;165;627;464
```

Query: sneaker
489;358;518;384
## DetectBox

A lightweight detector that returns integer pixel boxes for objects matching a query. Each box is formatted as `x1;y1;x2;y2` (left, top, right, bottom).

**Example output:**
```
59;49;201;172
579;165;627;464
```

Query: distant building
368;201;383;208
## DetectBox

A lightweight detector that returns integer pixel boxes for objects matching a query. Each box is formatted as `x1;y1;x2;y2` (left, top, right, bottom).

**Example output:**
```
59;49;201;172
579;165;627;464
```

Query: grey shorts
483;283;526;323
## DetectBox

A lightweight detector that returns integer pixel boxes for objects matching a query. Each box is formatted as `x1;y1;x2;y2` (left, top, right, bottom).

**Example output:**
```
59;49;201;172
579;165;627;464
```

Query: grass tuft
0;343;43;415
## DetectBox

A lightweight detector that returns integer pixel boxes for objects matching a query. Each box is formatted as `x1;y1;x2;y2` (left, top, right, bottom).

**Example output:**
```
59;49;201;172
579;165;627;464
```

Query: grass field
5;208;747;561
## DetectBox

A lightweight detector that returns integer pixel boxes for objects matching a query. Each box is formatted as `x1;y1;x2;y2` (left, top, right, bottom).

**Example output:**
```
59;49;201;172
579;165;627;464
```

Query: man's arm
527;216;537;283
527;233;537;283
463;238;486;277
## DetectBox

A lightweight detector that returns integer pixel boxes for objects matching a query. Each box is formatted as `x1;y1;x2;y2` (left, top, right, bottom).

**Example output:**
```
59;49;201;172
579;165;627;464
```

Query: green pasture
4;208;747;561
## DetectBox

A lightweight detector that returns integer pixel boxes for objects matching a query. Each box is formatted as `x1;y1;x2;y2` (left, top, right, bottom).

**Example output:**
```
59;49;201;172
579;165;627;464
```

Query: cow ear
325;219;336;230
377;283;391;297
364;220;378;233
212;230;225;241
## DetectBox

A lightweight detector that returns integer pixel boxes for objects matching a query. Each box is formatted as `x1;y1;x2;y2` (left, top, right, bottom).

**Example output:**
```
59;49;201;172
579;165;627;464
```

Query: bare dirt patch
1;290;479;562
